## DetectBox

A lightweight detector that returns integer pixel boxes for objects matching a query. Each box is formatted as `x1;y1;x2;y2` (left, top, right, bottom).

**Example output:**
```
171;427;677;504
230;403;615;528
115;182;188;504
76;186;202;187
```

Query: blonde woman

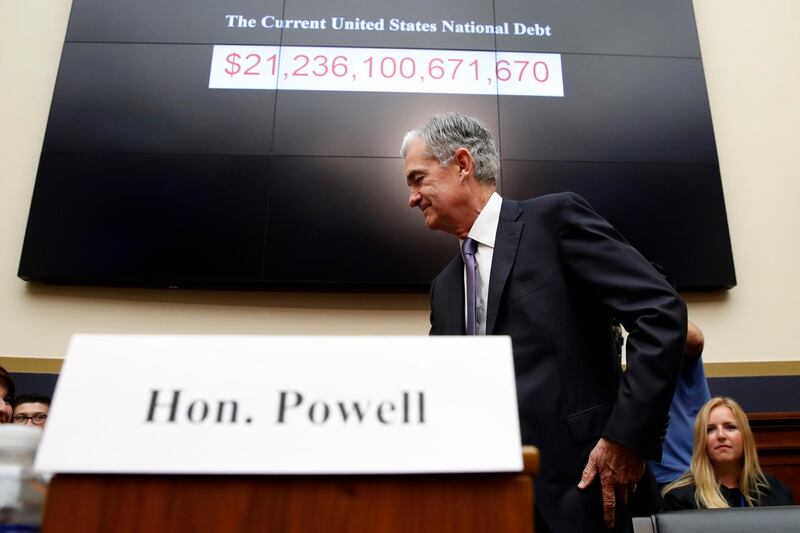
662;396;794;509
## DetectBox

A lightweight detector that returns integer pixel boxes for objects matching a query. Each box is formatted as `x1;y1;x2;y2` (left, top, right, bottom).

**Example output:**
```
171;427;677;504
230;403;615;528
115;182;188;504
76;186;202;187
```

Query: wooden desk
42;446;540;533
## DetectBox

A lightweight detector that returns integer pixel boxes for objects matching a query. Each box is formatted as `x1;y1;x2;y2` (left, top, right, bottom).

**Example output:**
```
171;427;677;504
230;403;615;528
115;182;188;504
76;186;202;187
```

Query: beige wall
0;0;798;363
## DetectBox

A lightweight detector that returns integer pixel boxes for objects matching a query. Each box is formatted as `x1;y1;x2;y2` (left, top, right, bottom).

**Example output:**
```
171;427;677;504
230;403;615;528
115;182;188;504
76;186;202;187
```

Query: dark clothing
630;466;664;517
429;193;687;532
663;473;795;510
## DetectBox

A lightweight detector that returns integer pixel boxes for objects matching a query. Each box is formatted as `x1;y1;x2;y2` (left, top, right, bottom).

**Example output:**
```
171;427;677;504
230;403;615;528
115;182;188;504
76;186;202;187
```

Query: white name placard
36;335;522;474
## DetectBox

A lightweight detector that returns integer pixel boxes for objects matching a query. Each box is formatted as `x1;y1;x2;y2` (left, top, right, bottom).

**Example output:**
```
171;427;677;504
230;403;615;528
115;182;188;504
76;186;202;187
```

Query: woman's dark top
663;473;795;510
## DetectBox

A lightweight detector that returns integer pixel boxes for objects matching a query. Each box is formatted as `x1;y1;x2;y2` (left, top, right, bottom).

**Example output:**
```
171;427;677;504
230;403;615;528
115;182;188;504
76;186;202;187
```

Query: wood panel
41;447;540;533
749;412;800;502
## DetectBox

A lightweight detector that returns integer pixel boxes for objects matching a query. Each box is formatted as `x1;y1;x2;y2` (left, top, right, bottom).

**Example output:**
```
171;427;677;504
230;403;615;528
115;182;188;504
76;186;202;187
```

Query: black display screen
19;0;735;290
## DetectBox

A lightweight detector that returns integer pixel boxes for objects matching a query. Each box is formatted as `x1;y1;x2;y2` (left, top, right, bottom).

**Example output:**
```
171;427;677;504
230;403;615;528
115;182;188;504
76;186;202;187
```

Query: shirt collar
466;192;502;248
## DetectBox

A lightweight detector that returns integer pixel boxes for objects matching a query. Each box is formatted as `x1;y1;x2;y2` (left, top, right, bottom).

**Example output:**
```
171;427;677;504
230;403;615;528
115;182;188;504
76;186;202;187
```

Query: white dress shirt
460;192;502;335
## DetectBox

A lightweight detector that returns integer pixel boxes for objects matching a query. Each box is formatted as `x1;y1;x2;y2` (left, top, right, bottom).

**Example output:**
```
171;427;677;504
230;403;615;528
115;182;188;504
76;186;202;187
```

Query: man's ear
453;147;474;181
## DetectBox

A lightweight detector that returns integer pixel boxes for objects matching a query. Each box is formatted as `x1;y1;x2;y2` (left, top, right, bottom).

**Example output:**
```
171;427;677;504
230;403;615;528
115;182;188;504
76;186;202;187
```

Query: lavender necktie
462;237;479;335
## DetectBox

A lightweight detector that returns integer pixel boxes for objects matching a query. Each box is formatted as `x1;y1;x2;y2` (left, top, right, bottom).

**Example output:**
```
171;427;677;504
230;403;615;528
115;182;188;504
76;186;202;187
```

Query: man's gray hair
401;112;500;183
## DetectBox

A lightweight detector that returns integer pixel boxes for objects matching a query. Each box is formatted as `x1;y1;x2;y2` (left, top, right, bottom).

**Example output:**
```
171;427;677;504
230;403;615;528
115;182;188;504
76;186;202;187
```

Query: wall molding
705;361;800;377
0;356;63;373
3;355;800;377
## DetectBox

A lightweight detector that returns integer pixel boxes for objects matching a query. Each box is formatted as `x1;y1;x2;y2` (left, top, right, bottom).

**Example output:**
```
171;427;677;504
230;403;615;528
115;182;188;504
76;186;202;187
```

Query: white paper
36;335;522;475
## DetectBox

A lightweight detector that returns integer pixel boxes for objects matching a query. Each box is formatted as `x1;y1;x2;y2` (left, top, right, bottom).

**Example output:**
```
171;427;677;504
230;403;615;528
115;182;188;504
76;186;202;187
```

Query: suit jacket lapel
486;200;523;335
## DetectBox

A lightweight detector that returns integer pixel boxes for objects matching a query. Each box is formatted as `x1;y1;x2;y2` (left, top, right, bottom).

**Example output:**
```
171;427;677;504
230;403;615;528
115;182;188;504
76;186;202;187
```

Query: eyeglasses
11;413;47;425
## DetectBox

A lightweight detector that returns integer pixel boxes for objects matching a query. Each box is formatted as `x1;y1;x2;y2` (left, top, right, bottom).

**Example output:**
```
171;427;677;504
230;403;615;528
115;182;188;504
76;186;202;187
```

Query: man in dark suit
402;113;687;532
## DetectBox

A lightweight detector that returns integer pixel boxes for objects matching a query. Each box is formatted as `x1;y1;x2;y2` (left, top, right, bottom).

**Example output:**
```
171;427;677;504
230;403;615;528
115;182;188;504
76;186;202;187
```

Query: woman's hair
663;396;769;508
0;366;15;402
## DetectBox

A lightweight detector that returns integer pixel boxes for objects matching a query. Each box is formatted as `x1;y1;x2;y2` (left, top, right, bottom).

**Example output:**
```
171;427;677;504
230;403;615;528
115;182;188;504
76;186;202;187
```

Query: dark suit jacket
429;193;687;532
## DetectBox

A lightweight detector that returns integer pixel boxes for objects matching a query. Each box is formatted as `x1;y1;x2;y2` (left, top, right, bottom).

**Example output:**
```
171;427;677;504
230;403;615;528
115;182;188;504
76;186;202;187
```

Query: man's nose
409;189;421;208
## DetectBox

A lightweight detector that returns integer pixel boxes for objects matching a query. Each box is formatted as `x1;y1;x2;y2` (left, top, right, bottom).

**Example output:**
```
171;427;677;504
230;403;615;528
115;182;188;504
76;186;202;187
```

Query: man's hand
577;437;644;528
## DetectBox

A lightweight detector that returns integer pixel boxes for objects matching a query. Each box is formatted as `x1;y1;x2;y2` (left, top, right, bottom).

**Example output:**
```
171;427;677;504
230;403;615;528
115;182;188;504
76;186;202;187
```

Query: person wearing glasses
11;394;50;428
0;366;15;423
